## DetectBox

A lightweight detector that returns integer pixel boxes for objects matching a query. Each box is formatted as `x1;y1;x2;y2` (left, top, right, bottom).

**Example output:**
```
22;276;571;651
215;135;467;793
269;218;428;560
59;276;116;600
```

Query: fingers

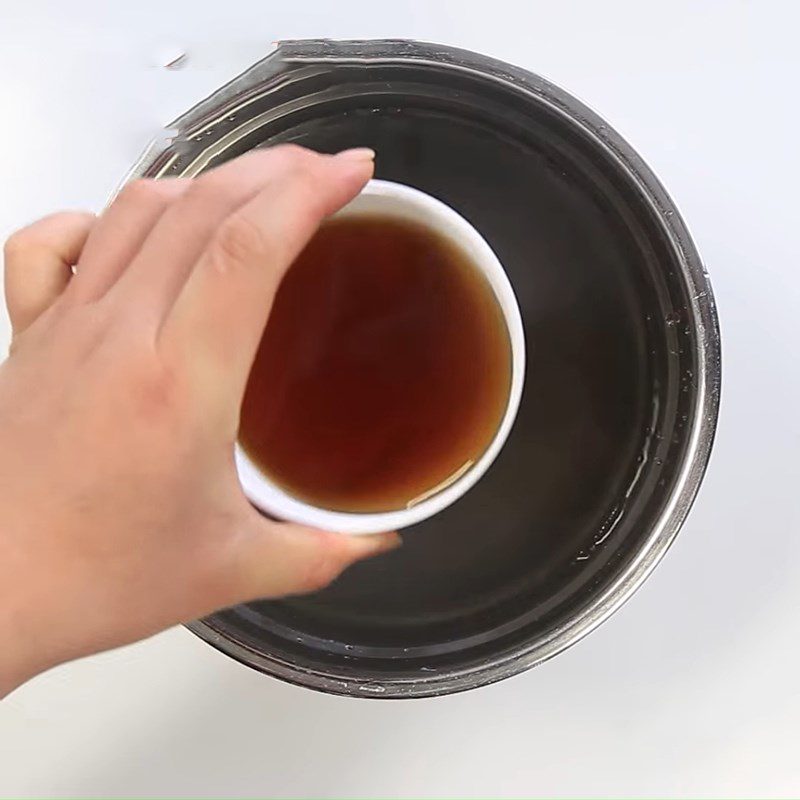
3;211;95;335
228;519;401;603
160;147;374;401
66;178;190;304
110;145;357;326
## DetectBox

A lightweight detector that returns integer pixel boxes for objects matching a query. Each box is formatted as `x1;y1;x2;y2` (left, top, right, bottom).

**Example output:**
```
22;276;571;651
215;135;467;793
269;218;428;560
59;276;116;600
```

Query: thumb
226;517;401;603
3;212;95;336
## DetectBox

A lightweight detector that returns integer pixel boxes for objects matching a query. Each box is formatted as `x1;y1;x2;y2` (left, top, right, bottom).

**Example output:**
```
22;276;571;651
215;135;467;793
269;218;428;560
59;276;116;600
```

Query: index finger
160;147;374;409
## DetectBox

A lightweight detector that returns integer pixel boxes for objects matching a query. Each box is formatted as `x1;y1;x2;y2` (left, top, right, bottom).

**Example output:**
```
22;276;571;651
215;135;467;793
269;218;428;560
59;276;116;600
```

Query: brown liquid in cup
239;215;512;513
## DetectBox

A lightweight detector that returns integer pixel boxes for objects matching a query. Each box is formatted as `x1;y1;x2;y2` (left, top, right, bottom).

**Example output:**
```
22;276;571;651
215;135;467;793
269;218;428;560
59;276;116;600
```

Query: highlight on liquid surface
239;214;512;513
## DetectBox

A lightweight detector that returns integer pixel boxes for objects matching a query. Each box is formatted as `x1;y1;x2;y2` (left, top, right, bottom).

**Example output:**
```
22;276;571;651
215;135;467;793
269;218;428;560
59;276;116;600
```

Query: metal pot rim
128;39;720;698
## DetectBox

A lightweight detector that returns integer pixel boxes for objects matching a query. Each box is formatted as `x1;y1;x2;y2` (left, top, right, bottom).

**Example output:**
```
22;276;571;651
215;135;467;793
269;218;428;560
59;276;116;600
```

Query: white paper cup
236;179;525;534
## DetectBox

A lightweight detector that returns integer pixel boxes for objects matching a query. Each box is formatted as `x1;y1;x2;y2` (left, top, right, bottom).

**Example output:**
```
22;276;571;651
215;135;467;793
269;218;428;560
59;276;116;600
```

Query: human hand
0;145;399;696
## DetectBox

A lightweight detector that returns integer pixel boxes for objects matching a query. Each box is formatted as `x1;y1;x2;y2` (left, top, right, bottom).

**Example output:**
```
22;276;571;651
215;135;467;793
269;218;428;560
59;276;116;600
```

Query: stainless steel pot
125;40;721;698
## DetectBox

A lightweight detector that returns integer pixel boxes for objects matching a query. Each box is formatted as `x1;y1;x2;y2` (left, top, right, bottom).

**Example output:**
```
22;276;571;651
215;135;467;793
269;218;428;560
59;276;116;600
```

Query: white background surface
1;1;799;797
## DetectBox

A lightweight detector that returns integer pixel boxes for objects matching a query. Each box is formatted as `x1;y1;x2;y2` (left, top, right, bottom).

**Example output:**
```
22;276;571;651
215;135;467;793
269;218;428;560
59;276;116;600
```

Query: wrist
0;609;38;698
0;573;57;698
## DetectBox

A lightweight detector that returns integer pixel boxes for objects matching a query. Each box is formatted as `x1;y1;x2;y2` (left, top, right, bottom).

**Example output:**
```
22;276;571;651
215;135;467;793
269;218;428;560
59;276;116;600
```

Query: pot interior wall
176;58;699;691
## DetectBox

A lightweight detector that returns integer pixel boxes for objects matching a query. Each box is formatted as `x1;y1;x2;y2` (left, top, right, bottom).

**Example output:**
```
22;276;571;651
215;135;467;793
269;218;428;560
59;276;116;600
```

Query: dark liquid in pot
208;80;668;684
239;215;511;513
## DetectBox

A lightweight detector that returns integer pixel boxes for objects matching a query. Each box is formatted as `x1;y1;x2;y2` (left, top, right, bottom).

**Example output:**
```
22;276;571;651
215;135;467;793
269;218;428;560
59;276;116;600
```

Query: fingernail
335;147;376;162
383;531;402;551
361;531;402;555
